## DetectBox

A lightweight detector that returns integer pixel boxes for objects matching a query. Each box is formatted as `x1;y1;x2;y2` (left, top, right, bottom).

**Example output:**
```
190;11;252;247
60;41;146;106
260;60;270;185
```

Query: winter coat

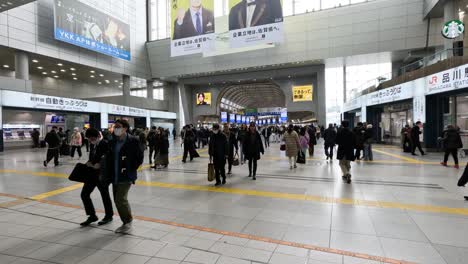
364;128;374;144
225;132;239;159
156;135;170;155
336;127;356;161
442;128;463;150
411;126;422;142
44;130;61;149
105;133;144;184
209;132;228;167
307;126;317;146
283;131;300;157
299;134;309;149
353;126;365;148
243;131;264;161
323;128;337;146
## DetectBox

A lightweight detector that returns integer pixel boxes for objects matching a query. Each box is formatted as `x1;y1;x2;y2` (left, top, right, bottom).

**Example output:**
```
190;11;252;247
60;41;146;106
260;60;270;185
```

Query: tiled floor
0;139;467;263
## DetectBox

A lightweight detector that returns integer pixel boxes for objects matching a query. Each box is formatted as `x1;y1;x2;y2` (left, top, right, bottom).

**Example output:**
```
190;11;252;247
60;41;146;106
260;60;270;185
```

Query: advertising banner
280;108;287;123
171;0;216;57
221;112;228;123
54;0;131;61
292;85;313;102
426;64;468;95
196;92;212;105
229;114;235;123
228;0;284;48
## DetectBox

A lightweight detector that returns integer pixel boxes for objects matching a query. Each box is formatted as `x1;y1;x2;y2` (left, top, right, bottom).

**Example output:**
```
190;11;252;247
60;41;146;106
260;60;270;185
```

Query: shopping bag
208;163;215;182
232;153;240;166
296;151;306;164
69;163;93;183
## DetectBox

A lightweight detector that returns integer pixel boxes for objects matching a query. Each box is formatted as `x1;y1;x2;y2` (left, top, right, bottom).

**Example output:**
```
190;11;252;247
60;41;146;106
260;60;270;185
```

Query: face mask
213;130;219;134
90;139;99;145
114;128;123;137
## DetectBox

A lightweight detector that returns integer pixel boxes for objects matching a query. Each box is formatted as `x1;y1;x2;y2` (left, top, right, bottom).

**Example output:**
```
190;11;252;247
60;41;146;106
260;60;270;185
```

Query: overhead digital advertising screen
228;0;284;48
196;92;212;106
292;85;314;102
53;0;131;61
221;112;228;123
171;0;216;57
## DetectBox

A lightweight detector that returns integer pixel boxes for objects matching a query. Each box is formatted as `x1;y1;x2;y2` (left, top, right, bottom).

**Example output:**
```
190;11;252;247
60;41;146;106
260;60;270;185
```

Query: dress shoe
80;215;98;226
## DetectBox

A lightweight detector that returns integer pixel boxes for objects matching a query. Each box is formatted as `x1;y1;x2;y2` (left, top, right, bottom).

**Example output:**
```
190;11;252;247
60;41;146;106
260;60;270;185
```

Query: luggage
60;143;70;156
208;163;215;182
280;143;286;151
403;142;411;153
232;153;240;166
296;150;306;164
69;163;94;183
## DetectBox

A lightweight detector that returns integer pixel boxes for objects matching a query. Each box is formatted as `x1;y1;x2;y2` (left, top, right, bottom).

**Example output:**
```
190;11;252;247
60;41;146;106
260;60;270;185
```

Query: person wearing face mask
79;128;114;226
209;124;229;186
106;119;144;233
243;122;264;180
70;127;83;159
223;124;239;175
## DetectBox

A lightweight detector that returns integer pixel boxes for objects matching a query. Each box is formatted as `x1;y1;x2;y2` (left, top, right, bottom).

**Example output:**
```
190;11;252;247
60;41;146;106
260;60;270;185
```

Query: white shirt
190;8;203;33
246;0;256;27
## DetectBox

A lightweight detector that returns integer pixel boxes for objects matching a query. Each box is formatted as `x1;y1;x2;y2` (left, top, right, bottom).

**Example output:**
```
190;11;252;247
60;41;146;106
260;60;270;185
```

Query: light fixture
57;63;63;66
73;77;78;80
37;66;43;69
60;69;66;72
99;74;104;77
105;80;110;83
32;60;39;63
90;70;95;73
51;70;57;73
114;80;119;83
98;82;102;84
54;75;59;78
42;72;47;75
70;68;76;71
71;73;76;76
3;65;9;68
90;75;95;78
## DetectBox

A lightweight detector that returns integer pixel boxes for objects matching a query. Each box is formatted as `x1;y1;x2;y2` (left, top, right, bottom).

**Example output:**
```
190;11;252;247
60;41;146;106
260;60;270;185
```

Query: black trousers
46;149;59;165
412;141;424;155
227;157;234;173
355;148;362;159
70;146;82;158
325;144;334;158
83;139;89;152
214;164;226;183
81;180;113;218
444;148;459;165
264;136;270;148
183;144;193;161
248;158;258;176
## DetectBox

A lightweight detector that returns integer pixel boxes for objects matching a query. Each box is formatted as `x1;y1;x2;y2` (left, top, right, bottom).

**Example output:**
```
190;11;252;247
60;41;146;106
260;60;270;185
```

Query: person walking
299;127;309;163
307;125;317;156
336;120;356;184
31;128;40;148
106;119;144;233
353;122;365;160
172;128;177;140
243;123;264;180
401;125;412;152
154;128;170;169
79;128;114;226
43;126;61;167
147;126;157;165
284;124;300;170
363;124;374;161
411;121;425;156
70;127;83;159
209;124;228;186
323;124;337;160
237;124;248;165
224;124;239;175
182;125;196;163
82;127;90;153
441;125;463;169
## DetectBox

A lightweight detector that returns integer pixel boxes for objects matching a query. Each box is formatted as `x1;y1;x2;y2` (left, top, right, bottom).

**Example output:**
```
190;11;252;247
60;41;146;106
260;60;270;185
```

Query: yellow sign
292;85;313;102
196;92;211;106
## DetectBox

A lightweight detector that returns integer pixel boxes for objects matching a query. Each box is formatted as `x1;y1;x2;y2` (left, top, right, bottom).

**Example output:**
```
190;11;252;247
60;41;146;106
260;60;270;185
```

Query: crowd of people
37;118;466;233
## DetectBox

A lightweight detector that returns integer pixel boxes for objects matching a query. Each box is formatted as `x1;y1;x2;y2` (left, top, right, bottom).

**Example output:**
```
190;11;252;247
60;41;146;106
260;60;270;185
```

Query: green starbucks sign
442;19;465;39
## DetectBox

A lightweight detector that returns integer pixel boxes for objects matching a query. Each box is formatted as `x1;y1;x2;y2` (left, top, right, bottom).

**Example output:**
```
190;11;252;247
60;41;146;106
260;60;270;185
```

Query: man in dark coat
336;120;356;184
243;122;264;180
80;128;114;227
173;0;215;40
31;128;40;148
147;126;157;165
307;125;317;156
209;124;228;186
323;124;337;160
43;126;61;167
229;0;283;30
224;124;239;175
441;125;463;169
411;121;425;156
353;122;365;160
182;125;196;163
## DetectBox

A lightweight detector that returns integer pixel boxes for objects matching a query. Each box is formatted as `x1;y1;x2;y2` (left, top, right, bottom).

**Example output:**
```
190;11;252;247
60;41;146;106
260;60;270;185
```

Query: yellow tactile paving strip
0;192;416;264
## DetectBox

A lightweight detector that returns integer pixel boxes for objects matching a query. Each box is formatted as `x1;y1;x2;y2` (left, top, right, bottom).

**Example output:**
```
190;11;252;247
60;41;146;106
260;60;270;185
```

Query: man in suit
173;0;215;40
229;0;283;31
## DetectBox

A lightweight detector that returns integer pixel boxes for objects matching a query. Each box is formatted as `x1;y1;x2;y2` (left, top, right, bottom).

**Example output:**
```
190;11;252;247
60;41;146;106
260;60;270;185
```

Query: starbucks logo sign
442;20;465;39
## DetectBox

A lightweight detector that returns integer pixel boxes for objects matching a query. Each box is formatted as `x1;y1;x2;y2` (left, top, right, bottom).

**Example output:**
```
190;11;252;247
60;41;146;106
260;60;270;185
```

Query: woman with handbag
223;124;239;175
283;124;300;170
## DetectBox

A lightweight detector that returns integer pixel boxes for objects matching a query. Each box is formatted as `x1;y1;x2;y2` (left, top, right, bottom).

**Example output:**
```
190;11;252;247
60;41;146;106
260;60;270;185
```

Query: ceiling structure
0;0;35;12
219;82;286;109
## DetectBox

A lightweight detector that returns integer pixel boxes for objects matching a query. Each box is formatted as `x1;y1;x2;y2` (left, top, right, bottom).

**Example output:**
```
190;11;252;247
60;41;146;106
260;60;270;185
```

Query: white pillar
361;106;367;123
147;80;154;100
146;112;151;128
15;50;29;81
123;75;131;97
100;112;108;130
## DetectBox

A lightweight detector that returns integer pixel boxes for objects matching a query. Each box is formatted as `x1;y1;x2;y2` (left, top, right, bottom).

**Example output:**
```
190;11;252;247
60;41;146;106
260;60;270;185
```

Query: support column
147;80;154;100
178;82;193;127
0;106;3;152
100;112;109;131
123;75;131;97
15;50;29;81
317;66;326;125
444;0;459;52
